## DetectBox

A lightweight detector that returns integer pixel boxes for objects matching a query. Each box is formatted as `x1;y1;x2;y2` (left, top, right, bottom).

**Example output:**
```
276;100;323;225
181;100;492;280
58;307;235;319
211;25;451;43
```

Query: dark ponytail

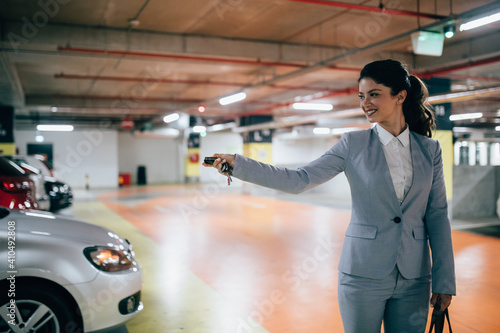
358;59;435;137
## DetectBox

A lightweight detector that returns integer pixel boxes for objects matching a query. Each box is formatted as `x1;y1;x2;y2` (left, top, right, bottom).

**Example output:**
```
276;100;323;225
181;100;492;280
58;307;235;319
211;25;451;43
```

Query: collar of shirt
375;123;410;147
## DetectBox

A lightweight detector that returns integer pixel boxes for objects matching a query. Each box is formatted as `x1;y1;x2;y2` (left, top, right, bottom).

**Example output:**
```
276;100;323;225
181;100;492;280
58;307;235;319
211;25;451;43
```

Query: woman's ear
397;90;408;104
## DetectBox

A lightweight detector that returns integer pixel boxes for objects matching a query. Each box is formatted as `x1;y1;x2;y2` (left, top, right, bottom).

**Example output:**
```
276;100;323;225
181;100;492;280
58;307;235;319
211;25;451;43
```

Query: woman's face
358;78;405;128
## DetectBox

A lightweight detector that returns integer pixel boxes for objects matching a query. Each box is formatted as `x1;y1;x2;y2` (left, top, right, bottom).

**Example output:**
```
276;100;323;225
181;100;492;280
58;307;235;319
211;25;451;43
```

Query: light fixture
35;131;44;142
449;112;483;121
443;24;456;38
313;127;331;135
163;113;180;123
293;103;333;111
198;105;206;113
496;126;500;131
37;124;74;131
51;107;58;112
219;92;246;105
193;125;206;133
331;127;359;135
459;12;500;31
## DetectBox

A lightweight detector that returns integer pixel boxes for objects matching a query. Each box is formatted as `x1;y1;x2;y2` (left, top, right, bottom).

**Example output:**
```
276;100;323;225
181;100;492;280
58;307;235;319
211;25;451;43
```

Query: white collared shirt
375;124;413;204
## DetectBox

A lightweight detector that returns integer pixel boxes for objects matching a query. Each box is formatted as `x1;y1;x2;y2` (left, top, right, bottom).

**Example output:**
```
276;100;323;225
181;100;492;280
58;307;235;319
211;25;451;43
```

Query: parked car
0;155;38;210
0;207;143;332
4;157;50;210
5;155;73;212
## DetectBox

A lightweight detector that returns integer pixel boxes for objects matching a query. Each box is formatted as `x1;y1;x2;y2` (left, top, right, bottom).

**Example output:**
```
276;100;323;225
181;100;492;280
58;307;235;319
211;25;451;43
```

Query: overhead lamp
459;12;500;31
163;113;180;123
37;124;74;131
443;24;456;38
198;105;205;113
449;112;483;121
193;125;206;133
293;103;333;111
35;131;44;142
331;127;359;135
496;126;500;131
313;127;331;135
219;92;246;105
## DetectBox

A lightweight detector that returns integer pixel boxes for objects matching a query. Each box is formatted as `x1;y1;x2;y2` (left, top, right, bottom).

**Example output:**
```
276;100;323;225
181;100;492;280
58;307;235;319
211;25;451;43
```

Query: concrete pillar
424;78;453;199
240;116;274;164
185;133;200;183
0;106;15;155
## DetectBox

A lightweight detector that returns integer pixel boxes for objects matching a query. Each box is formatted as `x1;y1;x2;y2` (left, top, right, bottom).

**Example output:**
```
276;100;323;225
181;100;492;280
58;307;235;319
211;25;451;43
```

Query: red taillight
1;179;32;193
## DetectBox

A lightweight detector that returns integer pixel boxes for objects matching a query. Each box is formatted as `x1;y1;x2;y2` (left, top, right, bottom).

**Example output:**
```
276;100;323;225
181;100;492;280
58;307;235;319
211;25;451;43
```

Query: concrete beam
1;20;348;65
0;52;25;107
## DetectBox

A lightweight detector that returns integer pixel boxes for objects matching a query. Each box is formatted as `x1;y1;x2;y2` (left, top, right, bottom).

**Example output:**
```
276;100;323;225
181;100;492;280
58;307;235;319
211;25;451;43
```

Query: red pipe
54;93;203;104
53;94;270;106
287;0;447;20
54;73;340;92
57;46;360;72
422;55;500;77
430;74;500;82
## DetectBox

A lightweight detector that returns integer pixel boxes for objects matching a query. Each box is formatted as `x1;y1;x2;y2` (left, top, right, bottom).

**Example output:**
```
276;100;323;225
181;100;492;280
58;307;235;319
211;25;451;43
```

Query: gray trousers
338;266;431;333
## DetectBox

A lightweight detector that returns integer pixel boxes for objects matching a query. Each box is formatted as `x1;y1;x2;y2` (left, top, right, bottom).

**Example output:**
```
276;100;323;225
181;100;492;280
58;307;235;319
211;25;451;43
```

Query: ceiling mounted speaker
411;31;445;57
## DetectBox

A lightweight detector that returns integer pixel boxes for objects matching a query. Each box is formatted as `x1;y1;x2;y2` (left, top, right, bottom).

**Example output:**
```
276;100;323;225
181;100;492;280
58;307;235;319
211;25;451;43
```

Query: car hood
4;209;125;247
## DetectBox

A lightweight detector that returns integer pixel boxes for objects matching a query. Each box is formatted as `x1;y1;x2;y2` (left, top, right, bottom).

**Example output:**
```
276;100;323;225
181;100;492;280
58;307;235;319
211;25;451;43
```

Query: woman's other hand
430;293;452;311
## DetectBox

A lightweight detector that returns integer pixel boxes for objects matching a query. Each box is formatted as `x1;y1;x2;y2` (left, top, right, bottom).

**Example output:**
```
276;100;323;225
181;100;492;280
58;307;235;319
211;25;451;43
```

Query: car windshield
0;156;27;177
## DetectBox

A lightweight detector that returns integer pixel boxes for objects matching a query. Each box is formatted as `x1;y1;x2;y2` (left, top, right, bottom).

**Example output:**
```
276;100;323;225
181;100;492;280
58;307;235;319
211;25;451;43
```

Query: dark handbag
429;300;452;333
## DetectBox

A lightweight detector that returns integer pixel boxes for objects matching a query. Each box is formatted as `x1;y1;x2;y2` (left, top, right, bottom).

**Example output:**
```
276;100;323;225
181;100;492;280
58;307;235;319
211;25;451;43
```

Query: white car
0;207;143;332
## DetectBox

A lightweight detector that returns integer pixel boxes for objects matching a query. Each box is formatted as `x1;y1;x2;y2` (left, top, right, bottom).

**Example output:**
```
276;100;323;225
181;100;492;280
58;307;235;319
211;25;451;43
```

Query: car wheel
0;286;83;333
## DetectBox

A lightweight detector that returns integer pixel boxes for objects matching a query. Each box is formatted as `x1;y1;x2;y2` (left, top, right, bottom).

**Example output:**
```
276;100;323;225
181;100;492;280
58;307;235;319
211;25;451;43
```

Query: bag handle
429;305;452;333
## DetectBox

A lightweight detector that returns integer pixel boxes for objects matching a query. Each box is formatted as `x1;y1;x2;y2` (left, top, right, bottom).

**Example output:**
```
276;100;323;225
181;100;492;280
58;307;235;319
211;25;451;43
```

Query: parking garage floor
67;184;500;333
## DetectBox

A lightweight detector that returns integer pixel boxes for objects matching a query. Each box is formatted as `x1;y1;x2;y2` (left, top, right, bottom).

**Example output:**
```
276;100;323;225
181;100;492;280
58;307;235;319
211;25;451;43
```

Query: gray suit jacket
233;128;456;295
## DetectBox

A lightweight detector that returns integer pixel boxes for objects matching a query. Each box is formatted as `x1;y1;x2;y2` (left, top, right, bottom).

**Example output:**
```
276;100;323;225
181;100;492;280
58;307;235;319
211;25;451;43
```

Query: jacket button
393;217;401;223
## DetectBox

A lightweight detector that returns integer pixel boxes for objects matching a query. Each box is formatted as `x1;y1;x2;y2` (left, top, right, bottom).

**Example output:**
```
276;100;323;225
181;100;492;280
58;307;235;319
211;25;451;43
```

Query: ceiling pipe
422;55;500;77
237;87;358;117
234;86;500;133
233;108;363;133
53;93;203;104
431;74;500;82
54;73;345;92
57;46;360;72
287;0;447;20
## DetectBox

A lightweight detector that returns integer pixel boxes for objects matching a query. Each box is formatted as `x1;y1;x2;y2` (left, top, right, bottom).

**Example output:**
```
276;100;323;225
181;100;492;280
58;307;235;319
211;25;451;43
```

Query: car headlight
84;246;136;272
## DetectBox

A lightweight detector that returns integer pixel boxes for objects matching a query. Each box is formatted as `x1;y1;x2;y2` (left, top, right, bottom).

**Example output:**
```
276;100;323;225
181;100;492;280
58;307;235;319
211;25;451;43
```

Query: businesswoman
203;59;456;333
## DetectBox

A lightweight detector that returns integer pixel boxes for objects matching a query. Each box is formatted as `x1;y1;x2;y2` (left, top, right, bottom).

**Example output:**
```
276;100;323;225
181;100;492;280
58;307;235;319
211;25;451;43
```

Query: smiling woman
204;59;456;333
358;59;435;138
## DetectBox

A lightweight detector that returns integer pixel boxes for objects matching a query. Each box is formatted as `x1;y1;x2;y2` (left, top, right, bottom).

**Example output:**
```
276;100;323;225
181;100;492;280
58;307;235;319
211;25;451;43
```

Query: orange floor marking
99;185;500;333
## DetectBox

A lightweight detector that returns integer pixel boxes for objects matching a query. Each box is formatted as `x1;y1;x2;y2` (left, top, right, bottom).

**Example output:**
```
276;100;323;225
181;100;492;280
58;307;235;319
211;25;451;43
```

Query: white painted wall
117;132;181;185
272;134;351;201
199;131;243;185
15;129;119;189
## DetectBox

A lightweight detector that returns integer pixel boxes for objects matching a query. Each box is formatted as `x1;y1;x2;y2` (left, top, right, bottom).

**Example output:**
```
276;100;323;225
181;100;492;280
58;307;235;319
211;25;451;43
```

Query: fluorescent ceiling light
313;127;331;135
459;12;500;31
163;113;180;123
208;122;236;132
193;126;206;133
449;112;483;121
219;92;246;105
37;125;74;131
331;127;359;135
293;103;333;111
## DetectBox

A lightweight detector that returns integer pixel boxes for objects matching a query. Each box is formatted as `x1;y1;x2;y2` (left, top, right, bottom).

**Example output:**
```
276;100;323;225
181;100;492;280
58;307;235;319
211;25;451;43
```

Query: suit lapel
401;132;426;206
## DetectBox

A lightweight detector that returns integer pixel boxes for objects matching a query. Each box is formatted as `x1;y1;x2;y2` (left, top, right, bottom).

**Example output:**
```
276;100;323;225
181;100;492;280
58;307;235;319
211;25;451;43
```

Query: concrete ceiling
1;0;500;135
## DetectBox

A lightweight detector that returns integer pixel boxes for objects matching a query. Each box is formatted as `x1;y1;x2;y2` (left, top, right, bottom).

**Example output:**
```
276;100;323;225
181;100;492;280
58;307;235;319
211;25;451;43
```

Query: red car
0;155;38;209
